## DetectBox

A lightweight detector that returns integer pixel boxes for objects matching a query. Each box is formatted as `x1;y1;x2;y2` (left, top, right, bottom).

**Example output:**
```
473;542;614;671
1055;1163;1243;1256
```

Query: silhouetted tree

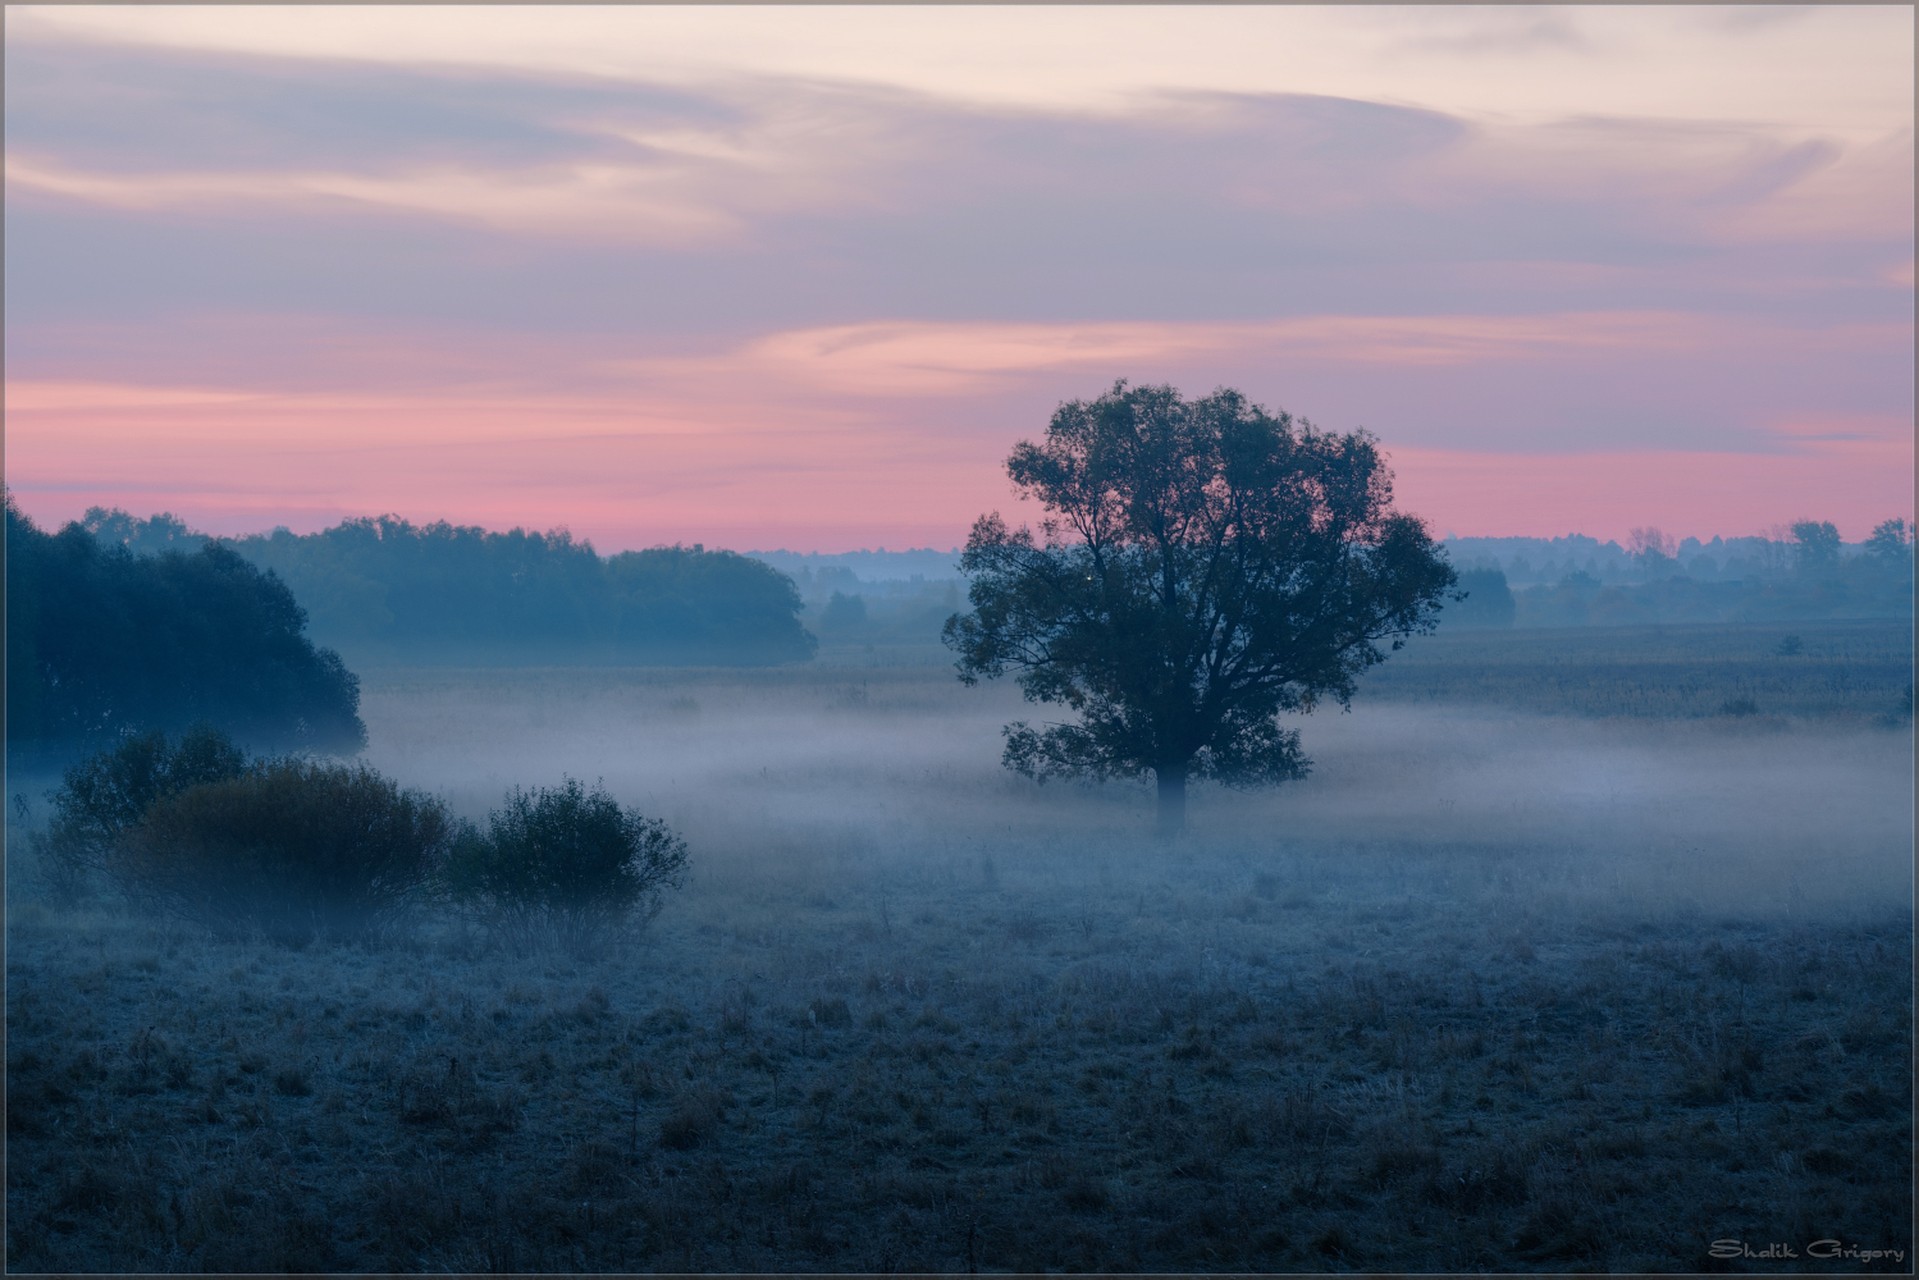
1790;520;1842;575
944;382;1455;835
1628;526;1676;577
1865;518;1913;567
5;494;365;758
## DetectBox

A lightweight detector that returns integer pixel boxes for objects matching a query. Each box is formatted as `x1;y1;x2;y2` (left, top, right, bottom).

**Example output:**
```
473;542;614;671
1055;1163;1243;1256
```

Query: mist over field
358;655;1912;924
6;468;1912;1273
10;623;1911;1272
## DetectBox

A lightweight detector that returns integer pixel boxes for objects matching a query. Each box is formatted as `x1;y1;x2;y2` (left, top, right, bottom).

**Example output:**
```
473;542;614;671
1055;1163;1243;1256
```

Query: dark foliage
112;759;460;944
1790;519;1843;575
78;507;206;556
219;515;815;665
34;726;249;895
1864;517;1914;567
945;381;1455;833
1445;568;1516;629
5;494;365;759
443;777;688;953
605;544;817;664
819;590;870;632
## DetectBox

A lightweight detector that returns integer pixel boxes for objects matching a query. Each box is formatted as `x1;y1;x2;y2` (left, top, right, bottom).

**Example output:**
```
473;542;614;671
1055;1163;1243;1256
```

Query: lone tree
944;381;1455;835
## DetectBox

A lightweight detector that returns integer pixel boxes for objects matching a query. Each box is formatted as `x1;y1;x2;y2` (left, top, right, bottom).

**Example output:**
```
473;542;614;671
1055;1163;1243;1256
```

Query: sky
4;5;1912;552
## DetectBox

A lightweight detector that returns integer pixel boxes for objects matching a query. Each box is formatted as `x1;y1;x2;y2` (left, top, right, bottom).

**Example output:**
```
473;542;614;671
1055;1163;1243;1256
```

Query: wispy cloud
7;153;750;245
11;56;1905;352
11;5;1908;131
639;312;1733;399
4;8;1909;549
4;381;265;412
1385;10;1594;59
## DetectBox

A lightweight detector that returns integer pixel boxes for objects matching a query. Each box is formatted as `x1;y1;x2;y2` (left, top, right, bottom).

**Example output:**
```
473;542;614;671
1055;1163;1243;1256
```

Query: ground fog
361;657;1910;921
7;629;1913;1272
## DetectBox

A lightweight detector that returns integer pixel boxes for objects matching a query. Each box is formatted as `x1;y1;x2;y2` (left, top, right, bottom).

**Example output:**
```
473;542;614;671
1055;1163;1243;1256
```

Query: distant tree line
746;547;961;583
73;509;818;666
1444;520;1913;586
1441;519;1912;629
5;495;365;762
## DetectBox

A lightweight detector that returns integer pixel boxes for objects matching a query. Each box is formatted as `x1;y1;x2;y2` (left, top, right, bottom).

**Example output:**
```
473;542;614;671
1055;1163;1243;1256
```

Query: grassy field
1358;618;1914;722
6;619;1913;1272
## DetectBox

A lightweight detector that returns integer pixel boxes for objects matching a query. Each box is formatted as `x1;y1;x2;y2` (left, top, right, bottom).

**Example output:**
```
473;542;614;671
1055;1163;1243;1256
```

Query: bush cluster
443;778;688;955
115;759;459;945
35;725;248;899
36;730;685;951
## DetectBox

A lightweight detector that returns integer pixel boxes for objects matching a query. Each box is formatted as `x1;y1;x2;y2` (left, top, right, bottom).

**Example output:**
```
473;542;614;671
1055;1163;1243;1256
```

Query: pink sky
5;6;1912;550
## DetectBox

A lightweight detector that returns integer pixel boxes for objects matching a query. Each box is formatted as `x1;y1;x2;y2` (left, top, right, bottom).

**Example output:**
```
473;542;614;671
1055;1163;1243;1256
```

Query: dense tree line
5;495;366;761
231;517;820;664
75;509;818;666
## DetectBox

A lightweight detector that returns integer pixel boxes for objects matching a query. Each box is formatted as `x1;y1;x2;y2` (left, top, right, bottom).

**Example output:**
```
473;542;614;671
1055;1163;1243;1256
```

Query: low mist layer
360;660;1912;924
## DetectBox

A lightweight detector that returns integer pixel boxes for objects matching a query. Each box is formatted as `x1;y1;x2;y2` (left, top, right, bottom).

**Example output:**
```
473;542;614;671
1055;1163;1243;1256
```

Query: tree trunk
1155;764;1187;838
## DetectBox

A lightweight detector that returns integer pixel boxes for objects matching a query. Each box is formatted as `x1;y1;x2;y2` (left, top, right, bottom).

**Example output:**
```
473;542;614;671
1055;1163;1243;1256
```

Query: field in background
801;614;1915;721
1361;618;1913;721
7;618;1913;1271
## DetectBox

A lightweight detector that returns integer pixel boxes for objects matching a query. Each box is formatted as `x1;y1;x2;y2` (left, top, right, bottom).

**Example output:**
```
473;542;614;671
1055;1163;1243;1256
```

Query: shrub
34;726;248;898
443;778;687;954
111;759;459;944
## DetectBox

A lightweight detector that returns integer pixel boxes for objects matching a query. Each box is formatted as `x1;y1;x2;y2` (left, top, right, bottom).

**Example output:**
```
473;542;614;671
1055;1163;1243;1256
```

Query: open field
7;620;1913;1272
1358;618;1914;722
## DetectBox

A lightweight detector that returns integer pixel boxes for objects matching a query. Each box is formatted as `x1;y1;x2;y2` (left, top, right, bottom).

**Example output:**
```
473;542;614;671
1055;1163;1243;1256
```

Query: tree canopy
943;382;1455;833
1790;520;1843;576
5;494;366;761
1864;517;1913;567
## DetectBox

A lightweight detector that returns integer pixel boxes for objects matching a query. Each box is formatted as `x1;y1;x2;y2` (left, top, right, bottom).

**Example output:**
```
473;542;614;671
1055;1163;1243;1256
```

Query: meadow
6;618;1913;1272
